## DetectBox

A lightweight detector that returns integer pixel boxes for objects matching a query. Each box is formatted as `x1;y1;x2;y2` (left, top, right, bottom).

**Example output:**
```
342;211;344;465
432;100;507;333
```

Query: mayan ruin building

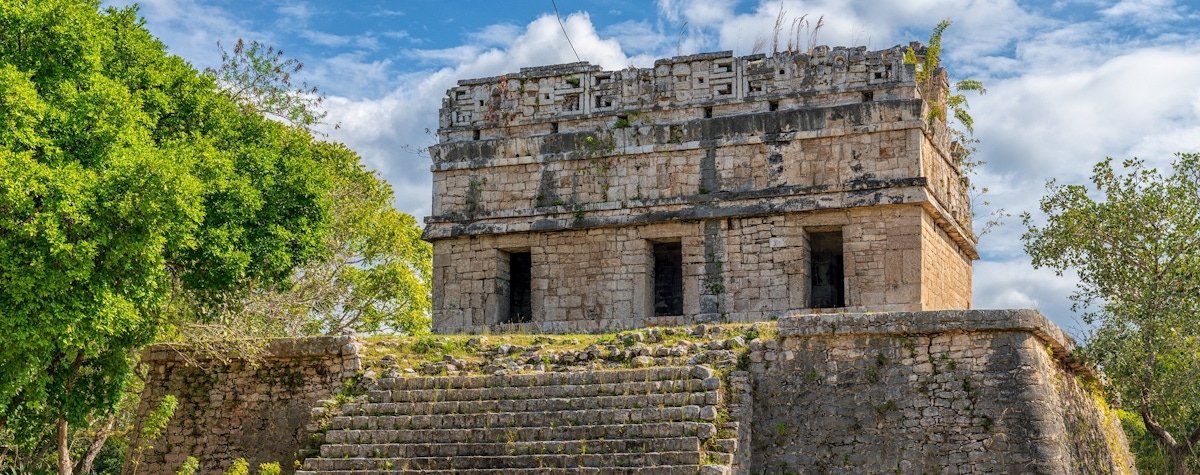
424;43;977;334
127;44;1137;475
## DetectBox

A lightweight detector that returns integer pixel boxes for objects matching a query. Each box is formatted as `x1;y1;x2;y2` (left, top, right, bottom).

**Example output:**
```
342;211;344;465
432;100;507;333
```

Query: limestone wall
920;210;973;309
123;337;362;475
747;310;1136;474
428;107;930;221
437;46;918;134
433;205;972;334
425;45;978;334
128;311;1135;474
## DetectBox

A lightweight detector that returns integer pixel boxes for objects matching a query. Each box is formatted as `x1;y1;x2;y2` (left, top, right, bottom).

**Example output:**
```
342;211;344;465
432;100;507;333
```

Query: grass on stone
359;322;778;376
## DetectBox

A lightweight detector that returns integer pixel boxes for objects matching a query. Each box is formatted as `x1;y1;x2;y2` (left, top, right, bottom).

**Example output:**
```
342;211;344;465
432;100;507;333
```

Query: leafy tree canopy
1023;153;1200;474
0;0;335;470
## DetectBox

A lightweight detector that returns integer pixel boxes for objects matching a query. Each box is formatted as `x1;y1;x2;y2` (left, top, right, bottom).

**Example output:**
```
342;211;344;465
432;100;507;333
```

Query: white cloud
1099;0;1184;23
300;30;351;47
972;259;1090;335
469;23;523;47
318;12;643;219
382;30;412;41
975;45;1200;183
276;3;313;23
600;20;670;56
118;0;269;69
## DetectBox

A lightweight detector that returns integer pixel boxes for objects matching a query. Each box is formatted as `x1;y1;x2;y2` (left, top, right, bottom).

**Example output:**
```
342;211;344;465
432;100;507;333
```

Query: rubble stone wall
123;337;362;475
128;311;1135;474
747;310;1136;474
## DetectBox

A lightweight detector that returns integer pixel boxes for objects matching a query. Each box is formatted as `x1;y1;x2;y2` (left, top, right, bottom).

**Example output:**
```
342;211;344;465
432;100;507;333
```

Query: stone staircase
297;366;738;475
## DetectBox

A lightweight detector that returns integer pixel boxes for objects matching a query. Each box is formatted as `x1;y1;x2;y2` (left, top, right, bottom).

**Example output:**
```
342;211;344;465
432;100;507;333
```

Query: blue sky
112;0;1200;336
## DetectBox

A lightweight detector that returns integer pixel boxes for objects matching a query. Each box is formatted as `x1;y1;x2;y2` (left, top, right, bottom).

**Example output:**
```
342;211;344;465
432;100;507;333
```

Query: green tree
176;141;433;341
1023;153;1200;474
173;38;431;340
904;19;986;133
237;142;433;336
0;1;333;472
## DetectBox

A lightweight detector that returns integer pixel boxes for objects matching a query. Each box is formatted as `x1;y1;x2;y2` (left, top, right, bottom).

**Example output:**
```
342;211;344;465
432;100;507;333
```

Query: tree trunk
75;413;116;475
57;417;72;475
1170;446;1189;475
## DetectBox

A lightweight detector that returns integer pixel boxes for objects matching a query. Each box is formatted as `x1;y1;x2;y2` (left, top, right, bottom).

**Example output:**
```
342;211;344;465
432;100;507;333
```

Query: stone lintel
422;183;930;240
777;309;1090;375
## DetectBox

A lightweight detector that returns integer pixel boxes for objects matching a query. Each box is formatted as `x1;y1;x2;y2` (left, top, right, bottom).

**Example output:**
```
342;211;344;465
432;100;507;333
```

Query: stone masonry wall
129;311;1134;474
433;205;971;334
123;337;361;475
921;210;973;309
425;45;978;334
747;310;1135;474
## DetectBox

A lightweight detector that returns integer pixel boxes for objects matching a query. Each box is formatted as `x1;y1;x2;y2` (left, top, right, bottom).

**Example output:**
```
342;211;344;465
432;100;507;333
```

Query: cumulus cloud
1099;0;1186;24
972;259;1091;334
317;12;641;218
121;0;269;68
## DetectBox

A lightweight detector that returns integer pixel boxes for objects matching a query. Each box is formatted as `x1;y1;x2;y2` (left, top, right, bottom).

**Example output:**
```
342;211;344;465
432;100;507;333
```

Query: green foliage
200;141;433;337
256;461;281;475
175;456;200;475
207;39;330;132
140;396;177;442
1119;409;1181;474
904;19;987;133
0;1;336;471
1024;153;1200;473
223;458;249;475
297;147;432;335
127;396;177;475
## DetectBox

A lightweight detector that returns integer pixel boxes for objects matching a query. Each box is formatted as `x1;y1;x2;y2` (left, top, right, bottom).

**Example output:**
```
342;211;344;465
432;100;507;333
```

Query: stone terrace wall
747;310;1135;474
123;337;361;475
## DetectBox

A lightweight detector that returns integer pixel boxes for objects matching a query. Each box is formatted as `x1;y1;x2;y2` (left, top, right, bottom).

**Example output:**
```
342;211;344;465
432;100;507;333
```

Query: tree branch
1140;392;1179;450
74;411;116;475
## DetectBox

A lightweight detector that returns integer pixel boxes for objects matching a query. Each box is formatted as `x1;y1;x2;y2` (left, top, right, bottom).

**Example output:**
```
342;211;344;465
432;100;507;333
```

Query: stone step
319;436;702;459
373;367;708;392
354;378;716;406
302;451;702;471
328;404;717;431
295;465;705;475
358;390;718;416
323;421;715;445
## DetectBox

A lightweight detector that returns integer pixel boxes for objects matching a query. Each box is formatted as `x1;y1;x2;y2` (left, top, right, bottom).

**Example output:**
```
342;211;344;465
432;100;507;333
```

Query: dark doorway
652;242;684;316
809;231;844;308
505;252;532;323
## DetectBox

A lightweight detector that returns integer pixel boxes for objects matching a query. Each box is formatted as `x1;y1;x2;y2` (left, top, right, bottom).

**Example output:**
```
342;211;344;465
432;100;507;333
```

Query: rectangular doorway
652;242;684;316
809;231;844;308
504;251;532;323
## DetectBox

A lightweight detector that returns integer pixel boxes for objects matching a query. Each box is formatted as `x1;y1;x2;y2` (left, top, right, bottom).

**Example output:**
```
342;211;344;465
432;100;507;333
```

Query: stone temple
425;43;976;334
126;44;1137;475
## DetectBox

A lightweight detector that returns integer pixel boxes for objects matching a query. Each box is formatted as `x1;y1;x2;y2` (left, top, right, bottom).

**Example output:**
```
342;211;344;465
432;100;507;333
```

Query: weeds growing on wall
904;19;1007;239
